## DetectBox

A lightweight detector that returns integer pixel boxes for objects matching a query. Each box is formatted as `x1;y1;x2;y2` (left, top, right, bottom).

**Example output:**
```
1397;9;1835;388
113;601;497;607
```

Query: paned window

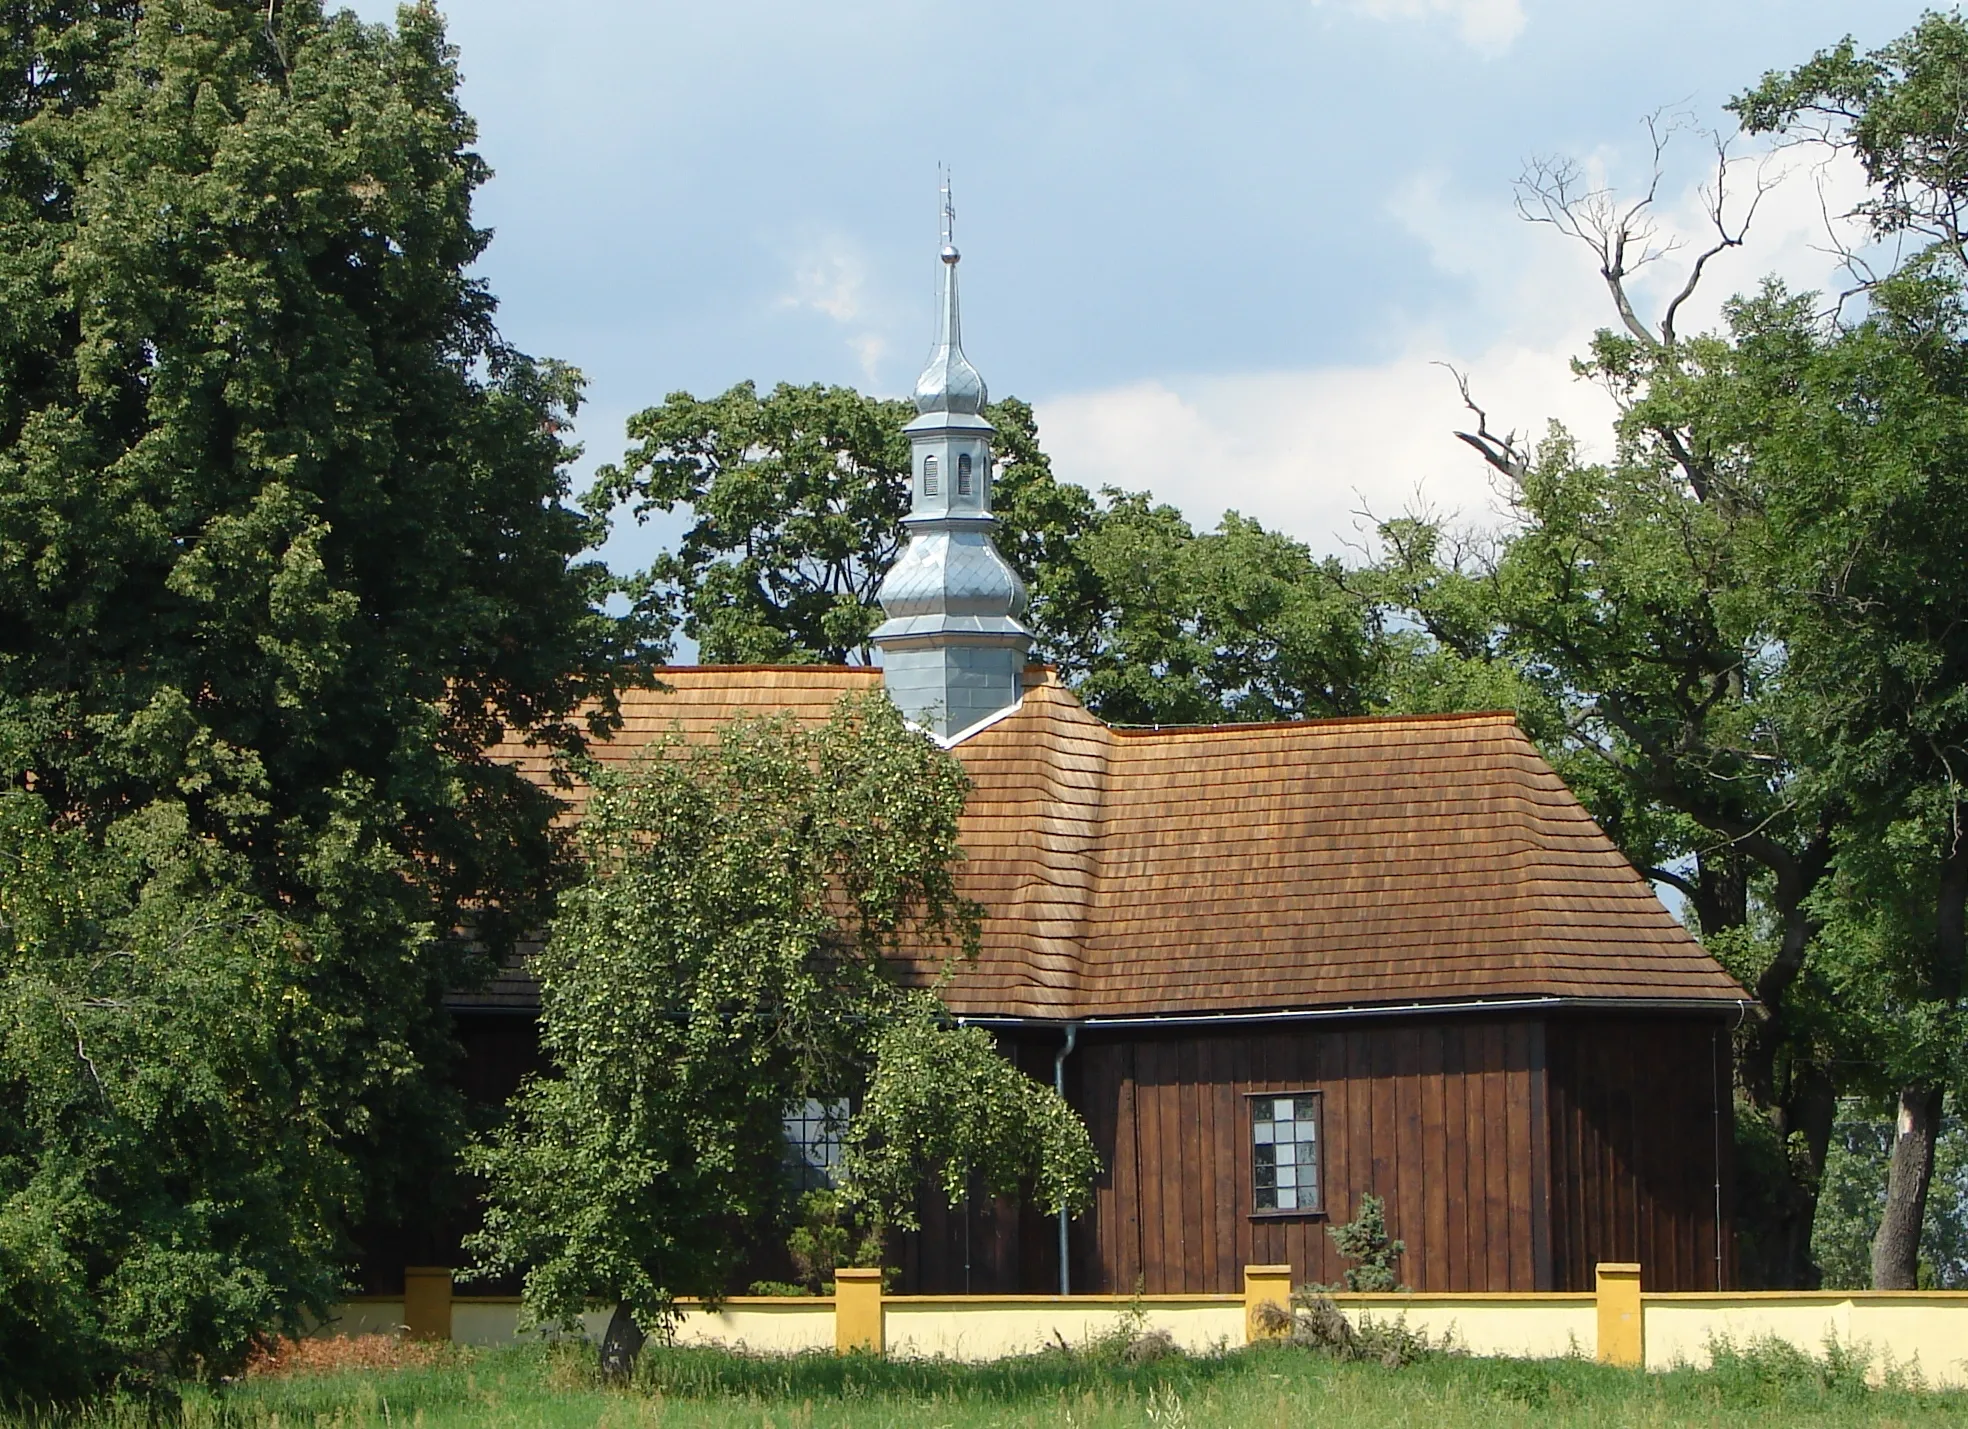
783;1097;847;1191
923;455;939;496
1251;1092;1321;1213
956;452;973;496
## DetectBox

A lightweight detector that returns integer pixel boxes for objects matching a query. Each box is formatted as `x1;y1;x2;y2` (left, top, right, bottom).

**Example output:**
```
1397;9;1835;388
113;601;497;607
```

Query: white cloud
1034;139;1870;559
787;244;864;323
1035;347;1611;560
781;233;890;382
1315;0;1527;58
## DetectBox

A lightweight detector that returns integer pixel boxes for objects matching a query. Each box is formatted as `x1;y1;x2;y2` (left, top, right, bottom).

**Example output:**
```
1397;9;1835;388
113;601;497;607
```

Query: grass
9;1336;1968;1428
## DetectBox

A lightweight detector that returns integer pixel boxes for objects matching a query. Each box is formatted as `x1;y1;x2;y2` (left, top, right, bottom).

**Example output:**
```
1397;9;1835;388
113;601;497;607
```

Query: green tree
1701;273;1968;1289
1733;10;1968;1293
1386;388;1841;1285
1813;1108;1968;1289
590;381;914;664
0;0;648;1391
1418;30;1968;1287
1327;1193;1406;1293
465;694;1096;1380
1060;495;1384;725
0;796;342;1399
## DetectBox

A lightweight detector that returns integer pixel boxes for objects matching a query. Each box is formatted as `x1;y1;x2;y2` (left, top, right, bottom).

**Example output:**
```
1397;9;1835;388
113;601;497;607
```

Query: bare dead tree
1514;111;1778;355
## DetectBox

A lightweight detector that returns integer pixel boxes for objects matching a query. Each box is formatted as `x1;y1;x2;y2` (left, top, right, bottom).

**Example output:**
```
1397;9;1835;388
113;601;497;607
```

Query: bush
1259;1290;1451;1368
1327;1193;1406;1292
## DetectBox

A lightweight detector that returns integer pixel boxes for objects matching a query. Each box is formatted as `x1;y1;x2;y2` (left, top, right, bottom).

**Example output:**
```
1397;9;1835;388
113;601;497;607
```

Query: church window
1251;1092;1321;1213
957;452;973;496
783;1097;847;1191
923;455;939;496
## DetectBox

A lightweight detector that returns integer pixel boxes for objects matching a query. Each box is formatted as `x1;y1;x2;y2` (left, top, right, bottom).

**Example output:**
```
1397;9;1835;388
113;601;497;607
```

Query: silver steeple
913;177;988;417
873;176;1032;742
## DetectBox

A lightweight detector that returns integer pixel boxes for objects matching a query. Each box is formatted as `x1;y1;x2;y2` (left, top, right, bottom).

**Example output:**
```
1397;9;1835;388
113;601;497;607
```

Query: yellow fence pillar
1244;1263;1294;1343
1595;1262;1643;1367
402;1267;453;1343
834;1268;884;1354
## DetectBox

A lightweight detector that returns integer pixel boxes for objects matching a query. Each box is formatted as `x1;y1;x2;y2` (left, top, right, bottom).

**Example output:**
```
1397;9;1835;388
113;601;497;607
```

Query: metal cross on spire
939;166;958;261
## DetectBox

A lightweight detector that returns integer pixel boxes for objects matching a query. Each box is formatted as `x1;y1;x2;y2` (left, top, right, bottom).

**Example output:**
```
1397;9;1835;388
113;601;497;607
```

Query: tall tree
0;0;649;1389
1735;10;1968;1290
591;381;913;664
465;694;1096;1380
1697;272;1968;1290
1055;494;1385;725
1394;121;1849;1286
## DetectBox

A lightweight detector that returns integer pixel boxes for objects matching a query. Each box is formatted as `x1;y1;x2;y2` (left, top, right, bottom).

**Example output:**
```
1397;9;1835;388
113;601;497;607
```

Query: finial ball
940;244;960;264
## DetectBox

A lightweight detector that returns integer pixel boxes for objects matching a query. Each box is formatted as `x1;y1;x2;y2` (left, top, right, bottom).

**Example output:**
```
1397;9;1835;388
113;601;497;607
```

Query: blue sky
347;0;1930;569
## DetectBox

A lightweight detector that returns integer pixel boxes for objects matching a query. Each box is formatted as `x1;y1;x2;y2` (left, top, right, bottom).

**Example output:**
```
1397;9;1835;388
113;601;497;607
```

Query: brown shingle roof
491;665;1747;1020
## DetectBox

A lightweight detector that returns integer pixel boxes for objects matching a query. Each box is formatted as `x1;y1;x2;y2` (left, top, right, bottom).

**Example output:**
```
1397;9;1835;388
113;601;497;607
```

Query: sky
345;0;1929;574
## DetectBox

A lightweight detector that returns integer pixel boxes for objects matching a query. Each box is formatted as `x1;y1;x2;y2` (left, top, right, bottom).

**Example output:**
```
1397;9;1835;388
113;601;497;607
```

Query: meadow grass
11;1336;1968;1428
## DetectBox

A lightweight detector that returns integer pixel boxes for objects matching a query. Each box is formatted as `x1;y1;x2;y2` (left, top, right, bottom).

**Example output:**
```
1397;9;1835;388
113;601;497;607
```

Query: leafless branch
1437;362;1530;484
1517;110;1698;349
61;1012;109;1104
1517;110;1780;356
1660;130;1779;348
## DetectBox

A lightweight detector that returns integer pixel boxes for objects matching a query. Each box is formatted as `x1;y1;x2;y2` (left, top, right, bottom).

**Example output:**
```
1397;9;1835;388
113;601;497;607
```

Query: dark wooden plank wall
905;1015;1550;1299
839;1012;1737;1295
1066;1018;1548;1294
1544;1016;1735;1291
902;1018;1549;1294
900;1036;1057;1294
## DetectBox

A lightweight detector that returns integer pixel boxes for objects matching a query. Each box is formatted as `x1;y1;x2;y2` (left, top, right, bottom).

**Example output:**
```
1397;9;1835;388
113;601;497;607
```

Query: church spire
914;173;987;418
873;175;1031;742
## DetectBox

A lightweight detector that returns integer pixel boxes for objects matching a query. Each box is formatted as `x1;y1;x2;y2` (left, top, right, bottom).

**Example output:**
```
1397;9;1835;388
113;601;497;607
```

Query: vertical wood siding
901;1014;1734;1295
906;1017;1549;1294
1545;1017;1735;1292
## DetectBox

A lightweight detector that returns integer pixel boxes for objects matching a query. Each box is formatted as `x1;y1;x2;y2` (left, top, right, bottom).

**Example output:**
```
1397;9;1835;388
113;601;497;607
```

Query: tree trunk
1690;846;1749;943
1735;1055;1835;1289
1872;1084;1944;1289
1873;813;1968;1290
598;1302;645;1385
1734;861;1835;1288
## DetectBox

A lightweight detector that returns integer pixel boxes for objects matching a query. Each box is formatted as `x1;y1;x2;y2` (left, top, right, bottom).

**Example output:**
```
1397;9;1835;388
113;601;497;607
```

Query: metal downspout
1054;1022;1080;1296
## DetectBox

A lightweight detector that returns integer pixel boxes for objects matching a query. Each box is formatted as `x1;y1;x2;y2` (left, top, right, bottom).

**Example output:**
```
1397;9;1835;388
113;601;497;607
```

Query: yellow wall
316;1284;1968;1386
885;1296;1243;1359
1646;1293;1968;1386
1328;1294;1598;1361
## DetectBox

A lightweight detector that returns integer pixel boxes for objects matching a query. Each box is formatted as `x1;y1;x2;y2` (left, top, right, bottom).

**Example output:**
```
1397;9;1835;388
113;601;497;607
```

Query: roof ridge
1106;709;1521;738
652;664;878;675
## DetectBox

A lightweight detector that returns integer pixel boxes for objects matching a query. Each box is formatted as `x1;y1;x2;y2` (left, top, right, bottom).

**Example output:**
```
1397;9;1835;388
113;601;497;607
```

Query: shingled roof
490;665;1748;1022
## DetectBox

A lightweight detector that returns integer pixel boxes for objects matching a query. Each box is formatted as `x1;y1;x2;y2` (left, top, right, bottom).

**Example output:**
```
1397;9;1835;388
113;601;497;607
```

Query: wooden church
459;195;1751;1297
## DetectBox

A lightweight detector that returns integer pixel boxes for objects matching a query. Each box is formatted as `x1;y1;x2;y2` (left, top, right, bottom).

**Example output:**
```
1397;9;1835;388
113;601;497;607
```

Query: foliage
1272;1291;1448;1368
1812;1109;1968;1289
780;1188;882;1294
0;0;649;1397
1733;11;1968;272
842;1008;1099;1232
464;694;1096;1344
1052;496;1384;725
589;382;913;664
0;799;340;1399
1729;8;1968;1290
1373;22;1968;1283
